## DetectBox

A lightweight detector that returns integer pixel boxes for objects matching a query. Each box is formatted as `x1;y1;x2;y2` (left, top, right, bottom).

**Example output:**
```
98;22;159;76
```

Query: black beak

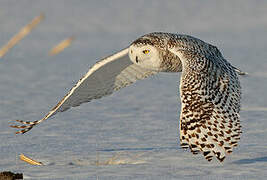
135;56;139;63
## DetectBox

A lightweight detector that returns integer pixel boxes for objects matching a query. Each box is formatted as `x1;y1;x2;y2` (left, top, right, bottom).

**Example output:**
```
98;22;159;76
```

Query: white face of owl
128;44;162;71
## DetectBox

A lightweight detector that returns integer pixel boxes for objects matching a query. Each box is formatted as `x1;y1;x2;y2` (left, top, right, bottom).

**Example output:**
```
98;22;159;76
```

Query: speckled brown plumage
12;32;243;162
166;33;241;162
133;32;242;161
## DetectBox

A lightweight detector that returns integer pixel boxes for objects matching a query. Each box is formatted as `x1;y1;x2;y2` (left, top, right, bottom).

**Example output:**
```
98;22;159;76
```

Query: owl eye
143;49;150;54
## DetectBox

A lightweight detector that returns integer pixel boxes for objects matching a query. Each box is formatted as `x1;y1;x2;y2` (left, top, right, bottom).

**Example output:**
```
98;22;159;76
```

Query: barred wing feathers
170;48;241;162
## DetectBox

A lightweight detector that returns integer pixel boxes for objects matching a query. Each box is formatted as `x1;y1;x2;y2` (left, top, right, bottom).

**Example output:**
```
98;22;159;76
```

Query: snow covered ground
0;0;267;179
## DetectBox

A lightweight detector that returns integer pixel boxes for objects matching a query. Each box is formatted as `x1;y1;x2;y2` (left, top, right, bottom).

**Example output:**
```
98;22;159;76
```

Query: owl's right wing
11;48;158;134
169;48;242;162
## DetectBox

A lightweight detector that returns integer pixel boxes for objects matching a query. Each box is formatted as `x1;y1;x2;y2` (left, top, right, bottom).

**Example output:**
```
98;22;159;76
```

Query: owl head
128;34;163;71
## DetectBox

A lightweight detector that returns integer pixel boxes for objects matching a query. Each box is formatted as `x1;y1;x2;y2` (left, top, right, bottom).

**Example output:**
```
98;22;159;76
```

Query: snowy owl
12;32;245;162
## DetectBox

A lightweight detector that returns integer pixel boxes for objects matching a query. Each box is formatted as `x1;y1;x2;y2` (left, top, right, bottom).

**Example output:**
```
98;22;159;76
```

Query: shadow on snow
232;156;267;164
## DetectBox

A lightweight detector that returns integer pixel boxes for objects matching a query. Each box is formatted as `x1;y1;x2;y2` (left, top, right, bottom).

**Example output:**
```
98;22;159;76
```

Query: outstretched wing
170;48;241;162
11;48;158;134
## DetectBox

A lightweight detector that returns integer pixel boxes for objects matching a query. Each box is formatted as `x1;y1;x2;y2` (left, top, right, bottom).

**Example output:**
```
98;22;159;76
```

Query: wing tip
234;67;248;76
10;120;37;134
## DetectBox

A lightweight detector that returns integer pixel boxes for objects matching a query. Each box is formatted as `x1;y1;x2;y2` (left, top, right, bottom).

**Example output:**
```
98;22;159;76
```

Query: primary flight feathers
11;47;158;134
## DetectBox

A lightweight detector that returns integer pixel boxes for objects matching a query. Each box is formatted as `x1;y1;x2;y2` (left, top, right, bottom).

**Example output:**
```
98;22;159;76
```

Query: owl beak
135;56;139;63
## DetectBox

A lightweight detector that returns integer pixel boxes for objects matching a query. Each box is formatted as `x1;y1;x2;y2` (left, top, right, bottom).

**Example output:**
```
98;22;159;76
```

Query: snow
0;0;267;179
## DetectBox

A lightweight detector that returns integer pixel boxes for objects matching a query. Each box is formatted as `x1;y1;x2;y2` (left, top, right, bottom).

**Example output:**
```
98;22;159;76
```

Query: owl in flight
12;32;245;162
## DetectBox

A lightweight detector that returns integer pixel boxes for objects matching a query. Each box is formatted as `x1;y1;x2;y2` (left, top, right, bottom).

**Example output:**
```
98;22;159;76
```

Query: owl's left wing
169;48;242;162
11;48;158;134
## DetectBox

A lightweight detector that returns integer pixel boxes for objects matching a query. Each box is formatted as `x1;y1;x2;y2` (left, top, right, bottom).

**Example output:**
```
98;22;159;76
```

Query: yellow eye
143;49;150;54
